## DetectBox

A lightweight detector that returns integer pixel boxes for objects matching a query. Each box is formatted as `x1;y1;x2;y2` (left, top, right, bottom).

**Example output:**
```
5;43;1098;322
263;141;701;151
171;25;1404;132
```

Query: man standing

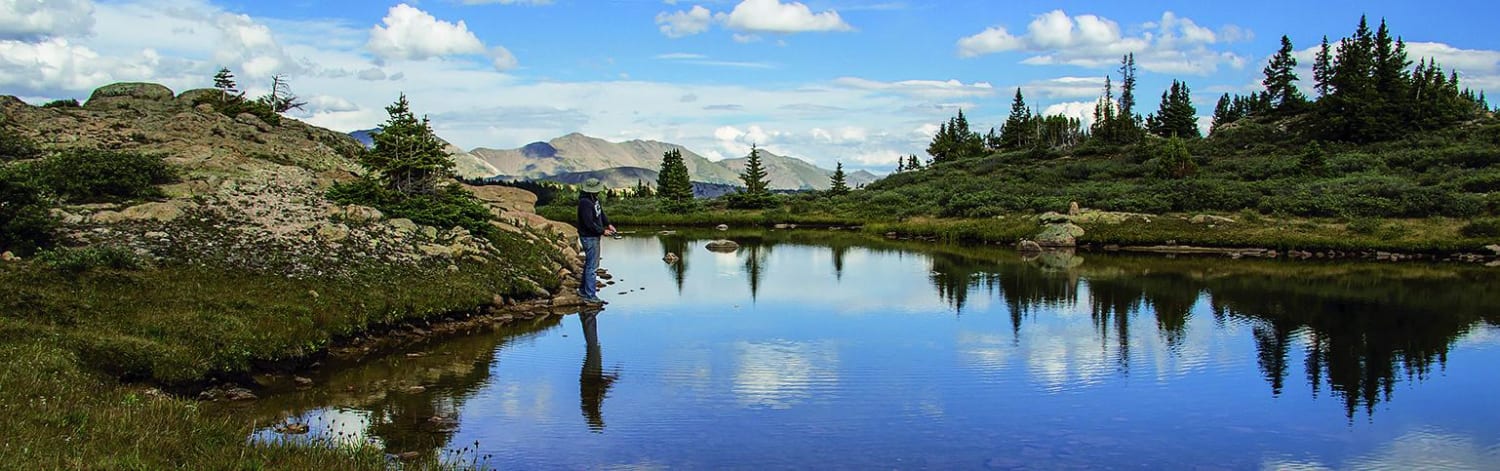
576;178;616;305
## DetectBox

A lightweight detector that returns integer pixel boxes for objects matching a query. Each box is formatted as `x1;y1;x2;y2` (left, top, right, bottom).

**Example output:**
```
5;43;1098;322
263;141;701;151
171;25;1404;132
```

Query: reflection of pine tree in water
923;245;1497;419
830;244;849;281
1209;276;1486;419
658;236;690;293
743;243;769;301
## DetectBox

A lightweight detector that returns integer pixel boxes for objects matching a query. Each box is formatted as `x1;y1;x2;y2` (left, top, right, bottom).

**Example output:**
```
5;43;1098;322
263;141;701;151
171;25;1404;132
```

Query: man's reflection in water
579;308;618;432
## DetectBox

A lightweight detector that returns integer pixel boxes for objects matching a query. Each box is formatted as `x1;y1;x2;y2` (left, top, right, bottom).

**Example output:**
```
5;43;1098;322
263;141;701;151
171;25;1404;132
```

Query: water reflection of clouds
491;381;555;421
1263;428;1500;470
733;340;839;409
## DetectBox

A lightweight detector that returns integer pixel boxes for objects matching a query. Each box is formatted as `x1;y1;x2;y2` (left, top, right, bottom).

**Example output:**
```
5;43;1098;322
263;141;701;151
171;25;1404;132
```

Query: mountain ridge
466;133;880;191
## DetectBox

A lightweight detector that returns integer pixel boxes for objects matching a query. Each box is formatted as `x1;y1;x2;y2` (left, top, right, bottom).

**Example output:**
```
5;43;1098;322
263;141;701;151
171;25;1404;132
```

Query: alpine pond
231;230;1500;469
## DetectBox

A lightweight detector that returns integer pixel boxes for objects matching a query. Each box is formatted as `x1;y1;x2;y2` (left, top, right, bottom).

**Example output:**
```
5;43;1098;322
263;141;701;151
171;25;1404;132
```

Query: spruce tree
656;148;693;203
212;68;238;103
731;144;773;208
905;154;923;171
999;88;1032;149
364;94;454;195
828;162;850;196
1322;15;1379;141
1210;93;1235;135
1370;19;1411;139
1151;80;1200;139
1263;35;1306;113
1313;36;1334;98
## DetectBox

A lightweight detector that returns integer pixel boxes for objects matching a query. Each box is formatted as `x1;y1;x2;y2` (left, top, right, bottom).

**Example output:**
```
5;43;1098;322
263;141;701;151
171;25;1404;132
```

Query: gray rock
1036;223;1085;247
1038;211;1071;224
715;224;729;231
389;218;418;233
1016;240;1043;252
1485;244;1500;256
1068;201;1081;216
1190;214;1236;225
663;252;680;264
420;225;439;240
705;239;740;252
1;251;17;262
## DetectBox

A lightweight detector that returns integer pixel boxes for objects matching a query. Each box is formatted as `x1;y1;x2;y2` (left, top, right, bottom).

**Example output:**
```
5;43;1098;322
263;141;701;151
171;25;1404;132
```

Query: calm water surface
238;230;1500;469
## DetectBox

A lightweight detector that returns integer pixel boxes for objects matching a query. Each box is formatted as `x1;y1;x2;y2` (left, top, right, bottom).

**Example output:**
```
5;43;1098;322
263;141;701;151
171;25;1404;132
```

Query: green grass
0;252;557;468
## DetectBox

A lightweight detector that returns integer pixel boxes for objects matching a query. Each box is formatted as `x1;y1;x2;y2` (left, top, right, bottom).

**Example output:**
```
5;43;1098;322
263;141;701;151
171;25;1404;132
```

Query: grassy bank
0;249;558;468
541;194;1499;254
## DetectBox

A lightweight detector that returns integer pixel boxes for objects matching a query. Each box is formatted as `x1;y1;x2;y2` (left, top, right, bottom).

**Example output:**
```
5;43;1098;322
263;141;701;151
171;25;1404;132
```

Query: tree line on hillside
906;15;1493;173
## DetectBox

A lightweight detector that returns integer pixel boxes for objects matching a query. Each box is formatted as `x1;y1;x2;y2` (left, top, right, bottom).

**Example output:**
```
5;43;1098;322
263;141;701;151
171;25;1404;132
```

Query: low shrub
35;150;174;203
36;246;146;274
41;98;80;108
0;166;53;255
1459;217;1500;238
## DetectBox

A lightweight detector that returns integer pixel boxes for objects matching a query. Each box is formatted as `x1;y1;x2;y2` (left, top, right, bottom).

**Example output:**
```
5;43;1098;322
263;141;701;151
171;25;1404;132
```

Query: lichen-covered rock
389;218;418;234
1036;223;1085;247
90;201;197;224
1038;212;1071;224
174;88;223;106
705;239;740;252
85;82;176;109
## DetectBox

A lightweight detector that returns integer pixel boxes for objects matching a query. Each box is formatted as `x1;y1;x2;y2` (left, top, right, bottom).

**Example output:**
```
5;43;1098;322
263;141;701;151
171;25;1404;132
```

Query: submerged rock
705;239;740;252
1016;240;1043;253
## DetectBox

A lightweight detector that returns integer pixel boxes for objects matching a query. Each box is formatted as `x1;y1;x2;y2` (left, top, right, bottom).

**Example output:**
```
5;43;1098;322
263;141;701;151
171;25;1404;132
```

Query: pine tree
1313;36;1333;98
828;162;850;196
1210;93;1235;135
999;88;1033;149
1118;53;1138;124
656;148;693;203
1369;19;1411;140
1322;15;1380;141
1263;35;1306;113
730;144;773;208
364;94;455;195
895;158;905;173
212;68;238;103
1151;80;1200;138
905;154;923;171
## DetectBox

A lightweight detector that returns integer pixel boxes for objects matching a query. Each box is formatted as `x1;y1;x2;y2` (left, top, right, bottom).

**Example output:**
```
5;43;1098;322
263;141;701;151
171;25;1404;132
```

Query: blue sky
3;1;1497;173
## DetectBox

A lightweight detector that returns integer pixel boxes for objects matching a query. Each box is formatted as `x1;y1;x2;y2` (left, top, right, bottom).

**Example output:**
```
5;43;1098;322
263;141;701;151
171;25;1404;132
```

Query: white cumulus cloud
367;4;486;62
958;10;1249;75
0;0;95;40
724;0;852;34
656;5;713;38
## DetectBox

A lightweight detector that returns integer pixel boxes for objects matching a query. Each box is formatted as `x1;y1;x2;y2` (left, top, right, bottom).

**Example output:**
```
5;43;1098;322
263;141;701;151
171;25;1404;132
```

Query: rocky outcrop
85;82;175;109
6;82;581;290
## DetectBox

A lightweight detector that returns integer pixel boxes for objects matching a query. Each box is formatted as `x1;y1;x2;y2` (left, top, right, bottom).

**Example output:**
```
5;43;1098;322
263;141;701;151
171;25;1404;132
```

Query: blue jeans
580;236;601;299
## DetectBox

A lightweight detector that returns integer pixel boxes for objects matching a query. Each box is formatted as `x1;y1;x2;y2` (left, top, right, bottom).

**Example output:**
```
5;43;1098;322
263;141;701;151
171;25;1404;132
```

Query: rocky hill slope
2;83;580;297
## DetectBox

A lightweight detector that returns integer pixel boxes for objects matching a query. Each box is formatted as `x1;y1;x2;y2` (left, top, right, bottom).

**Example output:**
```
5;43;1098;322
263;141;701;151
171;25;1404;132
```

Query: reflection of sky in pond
247;233;1500;469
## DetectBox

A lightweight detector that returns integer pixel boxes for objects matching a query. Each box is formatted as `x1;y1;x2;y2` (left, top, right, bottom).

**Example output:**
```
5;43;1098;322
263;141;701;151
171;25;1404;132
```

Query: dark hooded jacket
577;192;610;237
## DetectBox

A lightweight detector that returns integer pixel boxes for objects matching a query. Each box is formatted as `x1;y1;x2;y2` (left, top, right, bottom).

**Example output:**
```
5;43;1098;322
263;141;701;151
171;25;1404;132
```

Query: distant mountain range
352;130;879;191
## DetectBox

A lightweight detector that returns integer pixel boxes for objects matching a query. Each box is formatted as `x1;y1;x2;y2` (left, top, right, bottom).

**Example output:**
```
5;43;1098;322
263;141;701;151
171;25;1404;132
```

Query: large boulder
1036;223;1085;247
85;82;176;109
90;201;197;224
174;88;223;106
